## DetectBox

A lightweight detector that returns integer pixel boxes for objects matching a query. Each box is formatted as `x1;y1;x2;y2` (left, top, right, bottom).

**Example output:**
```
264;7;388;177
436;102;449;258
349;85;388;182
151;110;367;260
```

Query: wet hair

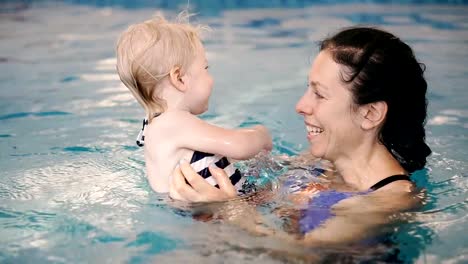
320;27;431;173
116;13;205;121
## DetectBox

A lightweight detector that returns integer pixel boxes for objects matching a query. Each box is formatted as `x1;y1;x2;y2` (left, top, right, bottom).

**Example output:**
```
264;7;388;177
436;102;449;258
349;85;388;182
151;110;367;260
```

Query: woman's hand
169;160;238;202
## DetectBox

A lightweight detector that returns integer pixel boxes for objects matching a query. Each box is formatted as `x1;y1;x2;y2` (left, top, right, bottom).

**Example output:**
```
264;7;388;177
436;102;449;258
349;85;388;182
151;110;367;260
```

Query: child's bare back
144;111;270;192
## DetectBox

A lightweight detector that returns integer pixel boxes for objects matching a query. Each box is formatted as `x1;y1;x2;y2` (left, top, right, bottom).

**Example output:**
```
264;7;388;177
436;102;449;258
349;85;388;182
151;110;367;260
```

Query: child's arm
165;111;272;160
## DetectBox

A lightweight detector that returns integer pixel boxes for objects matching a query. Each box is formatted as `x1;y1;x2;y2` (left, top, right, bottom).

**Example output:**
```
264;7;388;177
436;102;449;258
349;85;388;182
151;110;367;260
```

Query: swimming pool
0;1;467;263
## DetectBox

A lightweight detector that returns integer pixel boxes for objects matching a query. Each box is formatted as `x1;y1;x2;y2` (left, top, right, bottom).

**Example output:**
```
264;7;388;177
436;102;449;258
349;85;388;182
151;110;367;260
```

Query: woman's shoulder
334;183;422;213
375;179;415;193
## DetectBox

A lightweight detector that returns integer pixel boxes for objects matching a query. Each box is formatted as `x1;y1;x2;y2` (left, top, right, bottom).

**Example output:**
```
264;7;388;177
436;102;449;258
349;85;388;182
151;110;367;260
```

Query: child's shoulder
158;110;199;121
152;110;202;129
148;110;211;144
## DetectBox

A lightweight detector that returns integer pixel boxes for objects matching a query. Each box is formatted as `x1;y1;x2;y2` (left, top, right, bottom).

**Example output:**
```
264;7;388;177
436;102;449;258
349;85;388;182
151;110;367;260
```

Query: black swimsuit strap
369;174;411;191
135;113;163;147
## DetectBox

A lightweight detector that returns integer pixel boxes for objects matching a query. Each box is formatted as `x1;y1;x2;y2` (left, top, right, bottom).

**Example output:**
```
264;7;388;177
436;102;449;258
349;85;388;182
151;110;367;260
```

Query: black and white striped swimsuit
189;150;246;192
136;116;249;194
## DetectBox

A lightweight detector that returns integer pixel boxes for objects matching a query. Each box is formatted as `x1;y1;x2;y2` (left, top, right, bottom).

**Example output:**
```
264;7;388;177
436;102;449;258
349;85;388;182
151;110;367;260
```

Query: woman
169;27;431;244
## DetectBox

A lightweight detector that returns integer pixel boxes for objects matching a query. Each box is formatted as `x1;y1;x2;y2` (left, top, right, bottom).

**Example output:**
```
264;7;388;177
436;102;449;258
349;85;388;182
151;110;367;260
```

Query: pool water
1;1;467;263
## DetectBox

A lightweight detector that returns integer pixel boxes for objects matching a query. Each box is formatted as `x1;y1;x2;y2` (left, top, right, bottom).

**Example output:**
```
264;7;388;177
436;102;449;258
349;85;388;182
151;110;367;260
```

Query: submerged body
295;174;413;234
267;162;423;244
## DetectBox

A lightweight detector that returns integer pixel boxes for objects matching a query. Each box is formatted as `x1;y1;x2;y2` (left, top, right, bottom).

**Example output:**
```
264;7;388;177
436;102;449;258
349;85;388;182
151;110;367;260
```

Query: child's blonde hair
116;13;203;121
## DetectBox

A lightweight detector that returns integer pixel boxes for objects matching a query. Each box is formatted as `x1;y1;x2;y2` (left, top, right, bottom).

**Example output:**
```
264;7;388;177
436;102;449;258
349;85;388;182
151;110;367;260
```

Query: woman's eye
205;65;209;70
314;91;324;99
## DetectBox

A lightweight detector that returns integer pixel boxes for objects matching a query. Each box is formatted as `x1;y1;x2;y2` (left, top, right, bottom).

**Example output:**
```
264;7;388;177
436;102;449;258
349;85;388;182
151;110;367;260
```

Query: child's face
184;45;214;115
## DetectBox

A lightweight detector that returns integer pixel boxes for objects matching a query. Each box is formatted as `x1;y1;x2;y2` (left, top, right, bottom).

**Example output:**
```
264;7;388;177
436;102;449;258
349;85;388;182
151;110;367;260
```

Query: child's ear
169;67;186;92
359;101;388;130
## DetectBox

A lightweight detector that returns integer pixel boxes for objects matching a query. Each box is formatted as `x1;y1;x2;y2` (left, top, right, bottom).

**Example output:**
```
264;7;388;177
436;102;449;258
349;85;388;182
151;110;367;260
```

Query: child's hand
253;125;273;151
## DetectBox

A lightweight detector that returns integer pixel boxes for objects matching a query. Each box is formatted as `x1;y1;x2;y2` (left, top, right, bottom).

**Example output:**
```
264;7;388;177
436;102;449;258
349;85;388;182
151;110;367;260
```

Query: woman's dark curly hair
320;27;431;173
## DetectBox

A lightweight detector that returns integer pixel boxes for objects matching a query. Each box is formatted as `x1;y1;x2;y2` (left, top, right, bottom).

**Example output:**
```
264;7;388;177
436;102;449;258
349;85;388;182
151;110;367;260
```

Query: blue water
1;1;467;263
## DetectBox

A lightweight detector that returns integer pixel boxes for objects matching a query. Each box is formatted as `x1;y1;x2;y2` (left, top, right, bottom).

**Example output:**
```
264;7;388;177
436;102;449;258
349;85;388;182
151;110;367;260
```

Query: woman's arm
170;161;286;236
169;160;237;202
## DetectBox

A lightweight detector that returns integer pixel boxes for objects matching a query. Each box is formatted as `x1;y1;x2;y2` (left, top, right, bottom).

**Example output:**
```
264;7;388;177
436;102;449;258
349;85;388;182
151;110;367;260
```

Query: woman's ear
169;67;186;92
360;101;388;130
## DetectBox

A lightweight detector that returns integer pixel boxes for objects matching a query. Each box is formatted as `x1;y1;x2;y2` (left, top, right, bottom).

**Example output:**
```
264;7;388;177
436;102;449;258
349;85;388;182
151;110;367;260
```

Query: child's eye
205;65;209;70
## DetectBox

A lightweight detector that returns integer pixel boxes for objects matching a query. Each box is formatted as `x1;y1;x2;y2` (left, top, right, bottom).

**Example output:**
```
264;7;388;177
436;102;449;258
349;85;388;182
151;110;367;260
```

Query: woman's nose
296;94;312;116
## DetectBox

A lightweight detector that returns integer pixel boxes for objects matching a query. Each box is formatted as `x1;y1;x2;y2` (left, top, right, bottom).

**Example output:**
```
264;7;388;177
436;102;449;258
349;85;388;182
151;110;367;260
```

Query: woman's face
295;50;363;161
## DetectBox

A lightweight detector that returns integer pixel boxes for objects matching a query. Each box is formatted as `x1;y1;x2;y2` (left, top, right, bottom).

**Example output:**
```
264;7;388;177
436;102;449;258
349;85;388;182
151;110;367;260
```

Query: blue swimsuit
299;174;411;234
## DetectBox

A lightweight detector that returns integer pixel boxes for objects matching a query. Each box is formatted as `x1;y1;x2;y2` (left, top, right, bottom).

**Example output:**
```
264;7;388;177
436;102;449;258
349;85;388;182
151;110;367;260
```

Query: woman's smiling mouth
306;124;323;137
